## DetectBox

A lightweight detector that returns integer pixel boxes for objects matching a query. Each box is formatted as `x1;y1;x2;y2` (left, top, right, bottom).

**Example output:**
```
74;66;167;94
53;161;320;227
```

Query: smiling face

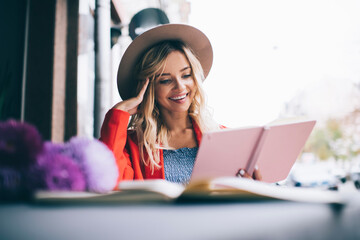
154;51;197;115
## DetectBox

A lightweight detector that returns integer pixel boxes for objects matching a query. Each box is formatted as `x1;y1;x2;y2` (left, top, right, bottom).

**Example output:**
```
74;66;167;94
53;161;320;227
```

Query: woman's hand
112;79;149;115
236;166;262;181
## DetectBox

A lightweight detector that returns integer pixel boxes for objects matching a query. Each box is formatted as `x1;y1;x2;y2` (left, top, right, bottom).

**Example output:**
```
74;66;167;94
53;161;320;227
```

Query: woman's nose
174;78;185;90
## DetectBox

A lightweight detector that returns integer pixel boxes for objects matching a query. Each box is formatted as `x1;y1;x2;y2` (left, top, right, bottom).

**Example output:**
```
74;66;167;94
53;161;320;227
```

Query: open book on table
34;177;347;204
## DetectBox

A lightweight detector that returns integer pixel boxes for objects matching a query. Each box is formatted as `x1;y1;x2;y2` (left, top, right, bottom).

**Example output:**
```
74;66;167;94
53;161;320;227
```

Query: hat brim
117;24;213;100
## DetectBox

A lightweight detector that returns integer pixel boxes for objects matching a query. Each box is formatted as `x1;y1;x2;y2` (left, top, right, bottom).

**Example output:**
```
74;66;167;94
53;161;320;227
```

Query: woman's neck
161;110;192;132
161;111;197;149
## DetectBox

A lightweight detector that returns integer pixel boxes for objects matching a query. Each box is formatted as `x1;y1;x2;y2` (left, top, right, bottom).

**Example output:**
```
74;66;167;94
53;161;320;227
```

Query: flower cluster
62;137;119;193
29;142;86;192
0;119;43;168
0;120;43;200
0;119;118;201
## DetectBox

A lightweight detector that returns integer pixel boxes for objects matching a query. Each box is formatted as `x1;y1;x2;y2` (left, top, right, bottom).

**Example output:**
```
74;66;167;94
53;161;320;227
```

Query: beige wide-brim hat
117;24;213;100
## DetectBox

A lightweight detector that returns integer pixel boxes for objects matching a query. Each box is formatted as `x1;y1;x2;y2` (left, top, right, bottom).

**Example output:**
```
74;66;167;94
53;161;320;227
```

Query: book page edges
34;177;346;205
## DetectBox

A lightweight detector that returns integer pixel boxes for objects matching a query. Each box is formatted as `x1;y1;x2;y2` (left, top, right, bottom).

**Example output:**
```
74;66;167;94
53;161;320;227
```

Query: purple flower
0;119;43;168
0;167;29;201
63;137;118;193
37;141;64;164
30;143;86;191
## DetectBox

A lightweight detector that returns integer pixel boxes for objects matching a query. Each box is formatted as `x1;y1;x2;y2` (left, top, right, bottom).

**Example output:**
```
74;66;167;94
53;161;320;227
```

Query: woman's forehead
162;51;190;70
151;51;192;80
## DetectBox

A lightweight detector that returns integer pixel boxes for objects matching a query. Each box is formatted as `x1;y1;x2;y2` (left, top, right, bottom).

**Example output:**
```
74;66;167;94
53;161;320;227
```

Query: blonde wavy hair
128;40;219;173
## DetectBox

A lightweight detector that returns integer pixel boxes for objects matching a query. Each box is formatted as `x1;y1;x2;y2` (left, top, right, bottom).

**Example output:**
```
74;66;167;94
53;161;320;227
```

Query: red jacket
100;108;203;186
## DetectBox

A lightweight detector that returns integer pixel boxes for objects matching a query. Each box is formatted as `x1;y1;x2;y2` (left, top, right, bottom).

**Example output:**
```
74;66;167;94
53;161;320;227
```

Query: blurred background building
0;0;190;141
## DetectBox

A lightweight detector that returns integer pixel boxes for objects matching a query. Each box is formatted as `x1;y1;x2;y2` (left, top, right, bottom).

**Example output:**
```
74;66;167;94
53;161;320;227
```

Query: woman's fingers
252;166;262;181
129;79;150;109
236;166;262;181
236;169;252;179
112;79;149;114
137;78;149;100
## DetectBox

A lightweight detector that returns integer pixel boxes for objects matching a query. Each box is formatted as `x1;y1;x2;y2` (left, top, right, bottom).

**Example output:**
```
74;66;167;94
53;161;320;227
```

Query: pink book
190;119;316;183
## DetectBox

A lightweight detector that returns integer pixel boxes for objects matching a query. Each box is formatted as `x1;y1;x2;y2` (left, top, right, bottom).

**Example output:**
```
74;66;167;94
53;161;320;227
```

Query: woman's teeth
170;94;187;100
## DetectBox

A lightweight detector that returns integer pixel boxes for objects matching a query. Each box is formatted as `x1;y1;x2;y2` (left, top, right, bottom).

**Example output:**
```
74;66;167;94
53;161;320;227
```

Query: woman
100;24;261;185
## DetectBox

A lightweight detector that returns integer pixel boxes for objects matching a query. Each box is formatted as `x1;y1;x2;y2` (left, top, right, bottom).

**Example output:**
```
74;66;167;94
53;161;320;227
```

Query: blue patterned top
163;147;198;184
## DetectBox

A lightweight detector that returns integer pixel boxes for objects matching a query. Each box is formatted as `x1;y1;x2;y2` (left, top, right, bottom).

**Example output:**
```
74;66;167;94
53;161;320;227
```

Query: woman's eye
183;74;192;79
159;79;171;84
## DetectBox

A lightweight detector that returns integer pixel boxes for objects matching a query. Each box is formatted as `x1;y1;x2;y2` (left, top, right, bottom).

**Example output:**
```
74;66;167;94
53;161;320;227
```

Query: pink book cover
190;120;316;183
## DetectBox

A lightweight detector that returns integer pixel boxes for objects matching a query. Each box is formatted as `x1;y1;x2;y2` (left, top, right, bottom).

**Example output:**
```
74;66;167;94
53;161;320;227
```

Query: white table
1;197;360;240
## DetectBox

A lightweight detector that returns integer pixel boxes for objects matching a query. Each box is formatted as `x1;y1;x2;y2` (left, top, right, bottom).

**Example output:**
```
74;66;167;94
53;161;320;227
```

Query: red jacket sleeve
99;109;135;183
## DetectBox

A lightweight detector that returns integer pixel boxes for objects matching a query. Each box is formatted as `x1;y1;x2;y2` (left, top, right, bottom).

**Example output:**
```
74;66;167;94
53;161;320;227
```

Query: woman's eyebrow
155;73;170;78
180;66;191;72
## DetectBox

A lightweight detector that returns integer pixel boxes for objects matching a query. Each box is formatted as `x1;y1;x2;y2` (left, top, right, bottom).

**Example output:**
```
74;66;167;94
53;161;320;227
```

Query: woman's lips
169;93;188;101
